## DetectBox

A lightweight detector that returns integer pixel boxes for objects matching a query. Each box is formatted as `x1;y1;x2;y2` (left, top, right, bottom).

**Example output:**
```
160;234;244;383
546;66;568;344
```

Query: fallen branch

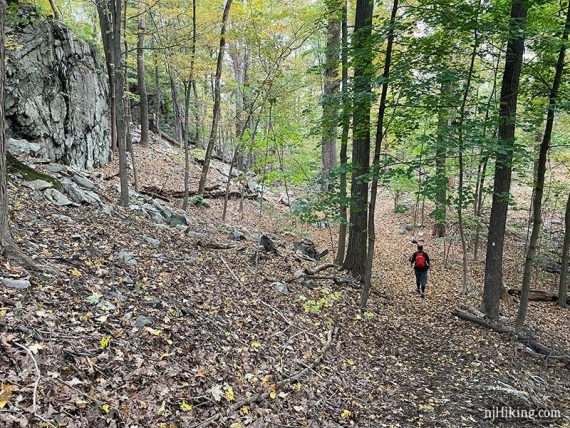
507;288;569;304
13;341;43;422
198;240;235;250
190;319;340;428
0;321;45;341
304;263;335;276
454;305;570;367
139;185;258;202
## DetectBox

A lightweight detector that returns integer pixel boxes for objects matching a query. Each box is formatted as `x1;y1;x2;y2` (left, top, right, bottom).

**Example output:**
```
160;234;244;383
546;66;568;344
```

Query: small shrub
188;195;209;208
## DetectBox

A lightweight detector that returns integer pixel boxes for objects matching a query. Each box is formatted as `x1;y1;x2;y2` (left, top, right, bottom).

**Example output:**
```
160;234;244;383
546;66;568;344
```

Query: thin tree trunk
559;192;570;308
456;4;480;294
335;0;349;265
198;0;233;195
517;0;570;327
48;0;61;20
321;0;341;178
361;0;398;309
168;67;183;146
153;39;161;134
0;0;10;254
433;82;451;238
137;1;150;147
482;0;527;320
342;0;374;276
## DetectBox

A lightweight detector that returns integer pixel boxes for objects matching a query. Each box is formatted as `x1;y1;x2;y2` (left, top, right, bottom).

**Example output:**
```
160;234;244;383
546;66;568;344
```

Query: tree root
454;305;570;367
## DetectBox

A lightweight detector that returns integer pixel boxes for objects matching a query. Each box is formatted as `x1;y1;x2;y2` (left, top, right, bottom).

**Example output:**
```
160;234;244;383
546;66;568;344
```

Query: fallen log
454;305;570;367
507;288;569;304
139;185;258;202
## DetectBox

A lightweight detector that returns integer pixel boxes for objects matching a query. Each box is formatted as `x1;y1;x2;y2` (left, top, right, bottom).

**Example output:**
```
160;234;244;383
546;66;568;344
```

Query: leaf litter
0;141;569;427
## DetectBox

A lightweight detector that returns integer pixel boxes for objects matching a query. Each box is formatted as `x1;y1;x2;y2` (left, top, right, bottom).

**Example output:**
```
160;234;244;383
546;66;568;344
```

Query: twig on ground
190;319;340;428
13;341;50;426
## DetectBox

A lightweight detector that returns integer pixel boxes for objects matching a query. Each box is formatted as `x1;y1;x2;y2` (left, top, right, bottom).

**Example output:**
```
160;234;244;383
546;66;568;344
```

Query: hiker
410;240;430;298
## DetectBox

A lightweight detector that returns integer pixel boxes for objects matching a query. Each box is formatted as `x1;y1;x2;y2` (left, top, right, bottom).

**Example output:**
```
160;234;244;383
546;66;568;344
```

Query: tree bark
335;0;349;266
516;1;570;326
559;192;570;308
432;82;451;238
137;1;150;147
361;0;398;309
321;0;341;178
0;0;9;255
482;0;527;320
198;0;233;195
168;66;183;146
342;0;374;276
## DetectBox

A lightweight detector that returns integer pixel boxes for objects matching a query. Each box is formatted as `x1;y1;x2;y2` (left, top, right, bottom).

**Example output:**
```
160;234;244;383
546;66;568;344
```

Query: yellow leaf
341;409;351;419
240;406;249;415
0;309;7;319
250;341;261;351
100;336;111;350
293;382;302;391
270;384;277;399
144;327;162;336
225;386;234;401
419;403;434;412
262;375;271;388
101;404;110;413
156;400;166;415
230;423;244;428
70;268;82;277
180;401;192;412
0;384;17;409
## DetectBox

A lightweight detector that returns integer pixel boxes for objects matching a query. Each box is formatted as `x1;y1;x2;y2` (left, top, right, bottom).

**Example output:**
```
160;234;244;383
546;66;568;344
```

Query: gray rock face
23;179;53;191
5;6;111;169
7;138;42;156
1;278;31;289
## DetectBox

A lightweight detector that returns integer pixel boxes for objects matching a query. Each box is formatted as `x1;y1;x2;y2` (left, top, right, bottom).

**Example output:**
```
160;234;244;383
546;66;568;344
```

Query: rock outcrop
5;5;111;169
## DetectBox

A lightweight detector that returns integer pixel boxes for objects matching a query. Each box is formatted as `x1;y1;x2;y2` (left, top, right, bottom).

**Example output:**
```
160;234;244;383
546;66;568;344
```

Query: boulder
72;174;96;190
44;188;74;206
1;278;31;289
23;179;53;191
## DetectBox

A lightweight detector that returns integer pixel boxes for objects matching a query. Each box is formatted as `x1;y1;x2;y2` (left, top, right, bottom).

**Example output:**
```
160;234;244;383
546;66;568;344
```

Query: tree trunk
168;66;183;146
137;1;150;147
335;0;349;266
482;0;527;320
198;0;233;195
432;82;451;238
0;0;10;255
559;192;570;308
153;39;161;134
517;1;570;325
321;0;341;178
342;0;374;277
361;0;398;309
48;0;61;20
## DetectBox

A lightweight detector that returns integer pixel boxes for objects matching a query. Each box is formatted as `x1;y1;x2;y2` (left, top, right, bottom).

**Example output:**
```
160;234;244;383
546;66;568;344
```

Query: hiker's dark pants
415;270;428;292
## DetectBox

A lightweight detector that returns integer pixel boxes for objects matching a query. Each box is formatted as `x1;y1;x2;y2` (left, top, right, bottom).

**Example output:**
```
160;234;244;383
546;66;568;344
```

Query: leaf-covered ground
1;141;569;427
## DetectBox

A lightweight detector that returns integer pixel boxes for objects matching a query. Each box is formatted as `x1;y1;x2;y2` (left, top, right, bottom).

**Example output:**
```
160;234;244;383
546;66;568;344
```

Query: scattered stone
44;188;74;206
230;228;246;241
71;234;82;241
117;251;137;267
273;282;290;294
279;193;292;206
61;179;102;206
260;234;279;254
1;277;31;289
53;214;73;222
404;224;414;231
97;300;116;311
303;279;318;290
30;191;44;202
186;230;206;240
135;315;152;328
293;239;326;260
169;214;189;227
398;228;407;235
312;221;328;229
143;236;160;247
122;275;134;285
23;179;53;191
72;174;96;190
45;163;67;174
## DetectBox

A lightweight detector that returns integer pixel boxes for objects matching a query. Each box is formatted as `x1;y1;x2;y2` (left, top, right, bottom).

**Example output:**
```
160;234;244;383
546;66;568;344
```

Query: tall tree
517;0;570;326
361;0;398;308
96;0;130;205
198;0;233;195
342;0;374;276
320;0;341;178
559;192;570;308
335;0;349;265
137;0;150;147
432;82;451;238
482;0;528;320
